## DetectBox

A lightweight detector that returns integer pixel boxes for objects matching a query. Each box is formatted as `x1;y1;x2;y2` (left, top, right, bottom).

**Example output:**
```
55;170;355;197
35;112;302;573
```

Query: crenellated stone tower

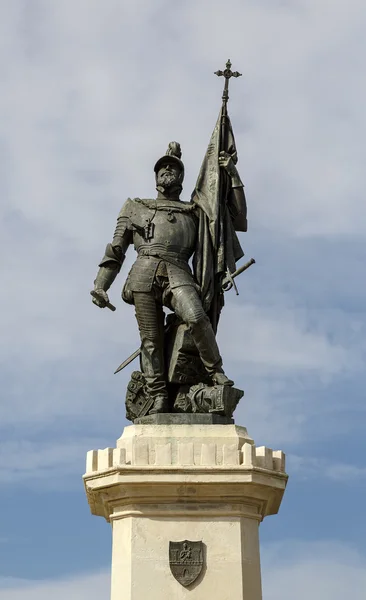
84;416;287;599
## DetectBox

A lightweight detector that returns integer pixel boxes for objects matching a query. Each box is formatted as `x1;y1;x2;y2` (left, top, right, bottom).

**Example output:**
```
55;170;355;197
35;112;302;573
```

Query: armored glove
91;288;110;309
218;151;243;188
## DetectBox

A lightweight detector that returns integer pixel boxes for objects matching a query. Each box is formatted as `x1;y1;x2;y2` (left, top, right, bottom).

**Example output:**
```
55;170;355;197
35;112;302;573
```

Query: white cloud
262;540;366;600
288;454;366;481
0;438;108;487
219;303;351;374
191;0;366;237
0;571;109;600
1;0;365;243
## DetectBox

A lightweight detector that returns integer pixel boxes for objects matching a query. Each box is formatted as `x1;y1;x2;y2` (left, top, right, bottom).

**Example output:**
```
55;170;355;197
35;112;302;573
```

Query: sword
113;257;255;375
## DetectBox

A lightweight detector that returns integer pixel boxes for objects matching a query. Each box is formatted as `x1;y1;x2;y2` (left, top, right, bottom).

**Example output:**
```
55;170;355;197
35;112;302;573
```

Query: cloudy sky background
1;0;366;597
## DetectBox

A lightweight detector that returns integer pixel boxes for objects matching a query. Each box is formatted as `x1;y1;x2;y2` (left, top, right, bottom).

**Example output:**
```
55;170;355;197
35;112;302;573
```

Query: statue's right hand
92;288;110;309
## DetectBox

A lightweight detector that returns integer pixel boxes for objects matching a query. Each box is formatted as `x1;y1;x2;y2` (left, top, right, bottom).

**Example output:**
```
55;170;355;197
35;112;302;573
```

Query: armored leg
133;292;168;411
170;286;233;385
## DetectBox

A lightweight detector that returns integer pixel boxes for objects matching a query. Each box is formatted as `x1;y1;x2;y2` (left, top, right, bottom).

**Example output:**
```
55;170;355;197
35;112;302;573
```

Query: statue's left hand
218;151;237;178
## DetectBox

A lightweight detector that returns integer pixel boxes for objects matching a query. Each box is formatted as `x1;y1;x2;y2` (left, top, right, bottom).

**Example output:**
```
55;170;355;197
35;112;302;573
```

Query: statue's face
156;163;181;190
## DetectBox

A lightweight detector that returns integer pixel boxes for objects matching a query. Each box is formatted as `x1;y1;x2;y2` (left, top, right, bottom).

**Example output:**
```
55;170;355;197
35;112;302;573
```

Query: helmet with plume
154;142;184;181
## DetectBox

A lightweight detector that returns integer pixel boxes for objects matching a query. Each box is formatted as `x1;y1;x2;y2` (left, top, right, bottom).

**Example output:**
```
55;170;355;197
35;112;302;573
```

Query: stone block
98;448;113;470
113;448;127;467
223;443;240;465
132;442;149;465
273;450;286;472
155;443;172;466
200;443;216;465
242;442;255;466
255;446;273;469
86;449;98;473
178;442;194;465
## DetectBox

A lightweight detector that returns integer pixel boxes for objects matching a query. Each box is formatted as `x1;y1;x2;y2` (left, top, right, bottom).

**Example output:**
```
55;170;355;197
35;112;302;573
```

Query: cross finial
215;59;242;104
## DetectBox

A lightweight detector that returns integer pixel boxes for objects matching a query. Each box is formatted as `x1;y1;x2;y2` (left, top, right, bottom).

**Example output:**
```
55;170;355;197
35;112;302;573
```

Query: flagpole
209;60;242;332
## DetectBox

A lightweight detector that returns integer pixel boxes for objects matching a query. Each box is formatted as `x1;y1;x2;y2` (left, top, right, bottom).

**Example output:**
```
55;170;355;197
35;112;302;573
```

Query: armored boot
189;316;234;386
149;395;169;414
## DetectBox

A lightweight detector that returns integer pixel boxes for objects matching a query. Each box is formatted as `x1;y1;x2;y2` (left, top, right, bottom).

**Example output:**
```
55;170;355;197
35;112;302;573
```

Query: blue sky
1;0;366;597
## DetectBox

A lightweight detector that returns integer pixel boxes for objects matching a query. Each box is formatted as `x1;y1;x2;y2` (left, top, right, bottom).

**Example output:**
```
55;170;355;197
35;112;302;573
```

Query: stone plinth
84;423;287;600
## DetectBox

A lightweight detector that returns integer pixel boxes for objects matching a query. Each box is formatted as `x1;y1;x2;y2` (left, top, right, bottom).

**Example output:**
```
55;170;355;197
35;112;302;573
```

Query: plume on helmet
166;141;182;159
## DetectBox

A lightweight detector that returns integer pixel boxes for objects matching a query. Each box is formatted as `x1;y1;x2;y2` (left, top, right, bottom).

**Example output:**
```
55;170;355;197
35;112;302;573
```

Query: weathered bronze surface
91;61;252;421
134;413;234;425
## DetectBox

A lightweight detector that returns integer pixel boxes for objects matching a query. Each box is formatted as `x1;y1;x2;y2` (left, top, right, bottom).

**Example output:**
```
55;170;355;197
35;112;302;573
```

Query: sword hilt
222;269;239;295
221;258;255;293
90;290;116;312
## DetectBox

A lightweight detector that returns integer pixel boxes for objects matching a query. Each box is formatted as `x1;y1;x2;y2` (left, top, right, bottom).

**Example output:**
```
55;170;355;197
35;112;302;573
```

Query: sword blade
114;348;141;375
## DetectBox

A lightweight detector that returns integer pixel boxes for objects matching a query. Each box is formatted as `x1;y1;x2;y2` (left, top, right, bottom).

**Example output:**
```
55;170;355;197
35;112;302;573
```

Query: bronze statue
91;61;253;421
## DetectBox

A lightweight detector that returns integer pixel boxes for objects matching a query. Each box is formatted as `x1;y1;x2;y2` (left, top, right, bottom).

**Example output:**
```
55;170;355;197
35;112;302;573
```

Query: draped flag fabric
192;106;244;328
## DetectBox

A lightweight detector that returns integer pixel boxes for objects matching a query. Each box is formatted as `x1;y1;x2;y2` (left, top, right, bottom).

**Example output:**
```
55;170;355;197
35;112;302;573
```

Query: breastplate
131;199;198;256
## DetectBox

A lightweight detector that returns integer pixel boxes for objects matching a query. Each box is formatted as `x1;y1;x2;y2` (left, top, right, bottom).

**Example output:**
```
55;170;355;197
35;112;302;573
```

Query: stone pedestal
84;421;287;600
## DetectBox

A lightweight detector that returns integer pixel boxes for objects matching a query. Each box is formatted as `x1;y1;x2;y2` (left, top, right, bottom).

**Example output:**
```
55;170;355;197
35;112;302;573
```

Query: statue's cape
191;107;244;322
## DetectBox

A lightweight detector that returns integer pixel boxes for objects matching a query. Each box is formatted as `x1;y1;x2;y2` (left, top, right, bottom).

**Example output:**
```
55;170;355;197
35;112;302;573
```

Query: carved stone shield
169;540;203;587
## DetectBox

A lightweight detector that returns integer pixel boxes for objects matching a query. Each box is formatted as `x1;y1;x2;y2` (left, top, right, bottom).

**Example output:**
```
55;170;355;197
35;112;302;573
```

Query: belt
137;244;192;262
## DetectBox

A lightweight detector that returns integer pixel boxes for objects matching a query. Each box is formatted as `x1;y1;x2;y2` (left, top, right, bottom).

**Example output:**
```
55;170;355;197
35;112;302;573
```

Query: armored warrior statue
91;61;252;420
